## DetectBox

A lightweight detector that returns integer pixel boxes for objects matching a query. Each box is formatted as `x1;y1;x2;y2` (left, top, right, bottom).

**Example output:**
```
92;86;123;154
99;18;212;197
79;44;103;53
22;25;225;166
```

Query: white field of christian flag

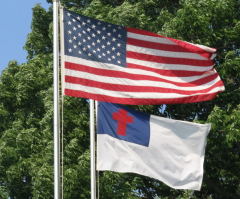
62;8;225;105
97;102;211;190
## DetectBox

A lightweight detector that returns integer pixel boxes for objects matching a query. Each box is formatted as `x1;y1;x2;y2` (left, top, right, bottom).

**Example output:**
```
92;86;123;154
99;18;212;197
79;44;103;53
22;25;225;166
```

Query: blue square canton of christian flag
97;102;150;147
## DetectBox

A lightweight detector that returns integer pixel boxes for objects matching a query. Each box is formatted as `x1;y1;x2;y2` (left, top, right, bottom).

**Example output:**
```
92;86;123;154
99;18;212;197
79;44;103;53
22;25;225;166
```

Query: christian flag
62;9;224;105
97;102;211;190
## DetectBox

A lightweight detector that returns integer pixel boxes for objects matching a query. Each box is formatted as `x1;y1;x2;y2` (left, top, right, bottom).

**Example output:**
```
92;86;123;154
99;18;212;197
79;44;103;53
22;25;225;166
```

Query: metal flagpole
94;101;99;199
53;0;61;198
90;99;96;199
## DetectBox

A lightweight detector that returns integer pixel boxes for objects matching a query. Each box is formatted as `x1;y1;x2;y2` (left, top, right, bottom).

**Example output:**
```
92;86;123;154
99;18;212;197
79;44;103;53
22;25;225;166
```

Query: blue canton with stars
63;9;127;67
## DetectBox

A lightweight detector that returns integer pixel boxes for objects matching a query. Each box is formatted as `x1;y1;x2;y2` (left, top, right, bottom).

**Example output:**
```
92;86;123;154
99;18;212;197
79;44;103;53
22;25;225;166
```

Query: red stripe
65;75;224;94
65;62;219;87
168;37;216;59
127;38;192;53
127;63;210;77
127;27;214;59
65;89;222;105
127;27;165;38
127;51;214;66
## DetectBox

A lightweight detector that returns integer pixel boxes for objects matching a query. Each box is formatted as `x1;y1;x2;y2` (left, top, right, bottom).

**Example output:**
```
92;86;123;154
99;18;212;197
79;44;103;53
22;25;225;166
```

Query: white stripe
194;44;216;53
127;45;206;60
211;53;216;60
65;68;222;91
127;58;214;72
127;32;175;45
64;56;214;81
65;82;225;99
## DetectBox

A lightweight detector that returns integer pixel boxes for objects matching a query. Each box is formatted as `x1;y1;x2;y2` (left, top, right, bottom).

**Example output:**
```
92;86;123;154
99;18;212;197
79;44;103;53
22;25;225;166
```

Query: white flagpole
90;99;96;199
53;0;61;199
94;101;99;198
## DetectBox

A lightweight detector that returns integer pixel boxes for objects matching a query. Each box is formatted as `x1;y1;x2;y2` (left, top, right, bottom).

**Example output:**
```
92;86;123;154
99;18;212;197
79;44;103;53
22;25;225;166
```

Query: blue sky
0;0;50;73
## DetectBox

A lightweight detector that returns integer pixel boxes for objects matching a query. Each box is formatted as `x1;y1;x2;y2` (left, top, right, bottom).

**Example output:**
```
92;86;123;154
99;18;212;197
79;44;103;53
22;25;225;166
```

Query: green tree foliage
24;5;53;59
0;0;239;198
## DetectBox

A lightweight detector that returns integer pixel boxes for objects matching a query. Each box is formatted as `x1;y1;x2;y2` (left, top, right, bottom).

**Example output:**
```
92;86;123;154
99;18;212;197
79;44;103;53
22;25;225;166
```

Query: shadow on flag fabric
97;102;211;190
62;8;225;105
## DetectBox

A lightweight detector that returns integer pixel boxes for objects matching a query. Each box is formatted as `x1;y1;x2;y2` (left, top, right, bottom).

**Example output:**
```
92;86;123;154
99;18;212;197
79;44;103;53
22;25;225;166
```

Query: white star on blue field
64;9;126;66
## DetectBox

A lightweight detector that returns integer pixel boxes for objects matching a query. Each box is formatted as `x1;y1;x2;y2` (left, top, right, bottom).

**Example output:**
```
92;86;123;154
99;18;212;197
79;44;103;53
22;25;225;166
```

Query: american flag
62;9;224;105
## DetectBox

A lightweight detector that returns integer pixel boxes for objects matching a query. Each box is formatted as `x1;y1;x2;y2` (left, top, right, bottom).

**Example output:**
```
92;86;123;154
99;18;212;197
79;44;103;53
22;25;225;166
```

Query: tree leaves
24;5;52;59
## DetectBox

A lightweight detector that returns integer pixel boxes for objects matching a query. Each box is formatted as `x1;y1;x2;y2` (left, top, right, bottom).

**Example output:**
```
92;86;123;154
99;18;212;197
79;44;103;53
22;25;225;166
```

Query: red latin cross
112;109;134;136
